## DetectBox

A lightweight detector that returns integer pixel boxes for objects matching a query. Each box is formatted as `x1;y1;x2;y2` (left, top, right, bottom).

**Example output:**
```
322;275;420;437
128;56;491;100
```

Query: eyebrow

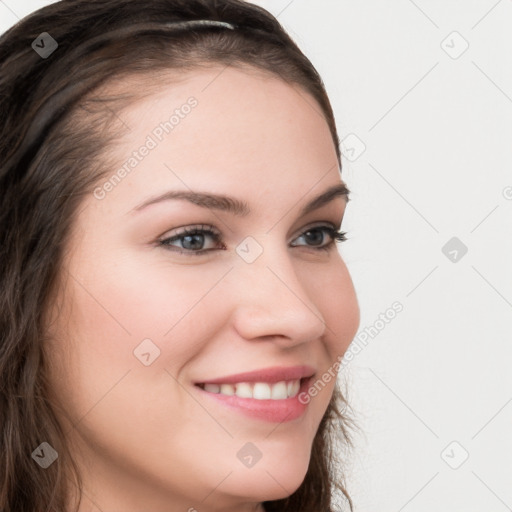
131;182;350;217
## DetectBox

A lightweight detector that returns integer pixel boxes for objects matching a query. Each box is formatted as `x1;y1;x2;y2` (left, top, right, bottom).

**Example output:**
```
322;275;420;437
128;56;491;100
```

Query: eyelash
158;224;347;256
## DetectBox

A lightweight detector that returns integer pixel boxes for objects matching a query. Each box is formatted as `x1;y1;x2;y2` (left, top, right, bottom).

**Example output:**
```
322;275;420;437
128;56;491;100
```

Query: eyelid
159;223;221;240
158;220;340;241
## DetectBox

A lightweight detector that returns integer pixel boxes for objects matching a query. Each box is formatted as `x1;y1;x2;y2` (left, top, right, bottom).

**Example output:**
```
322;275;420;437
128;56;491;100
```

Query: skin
45;65;360;512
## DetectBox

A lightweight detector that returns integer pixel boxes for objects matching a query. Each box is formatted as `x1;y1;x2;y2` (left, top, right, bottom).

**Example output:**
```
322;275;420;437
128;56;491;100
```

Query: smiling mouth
194;374;315;423
195;377;309;400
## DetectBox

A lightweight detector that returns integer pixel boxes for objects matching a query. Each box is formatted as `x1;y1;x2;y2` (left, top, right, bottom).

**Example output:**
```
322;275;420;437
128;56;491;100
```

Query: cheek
47;254;240;468
65;252;233;371
307;258;360;361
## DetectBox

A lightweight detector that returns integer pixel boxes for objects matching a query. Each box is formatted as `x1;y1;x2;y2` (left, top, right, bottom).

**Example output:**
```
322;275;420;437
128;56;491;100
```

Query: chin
222;457;309;503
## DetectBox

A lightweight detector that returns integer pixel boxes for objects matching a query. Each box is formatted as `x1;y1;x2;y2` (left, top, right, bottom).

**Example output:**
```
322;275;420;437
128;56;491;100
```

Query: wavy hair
0;1;358;510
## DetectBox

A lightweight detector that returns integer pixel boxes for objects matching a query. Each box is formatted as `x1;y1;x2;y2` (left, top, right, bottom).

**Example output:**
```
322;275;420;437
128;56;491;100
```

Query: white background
1;1;511;510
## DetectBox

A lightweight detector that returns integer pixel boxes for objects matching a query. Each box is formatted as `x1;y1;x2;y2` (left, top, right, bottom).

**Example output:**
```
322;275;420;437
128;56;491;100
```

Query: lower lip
194;377;313;423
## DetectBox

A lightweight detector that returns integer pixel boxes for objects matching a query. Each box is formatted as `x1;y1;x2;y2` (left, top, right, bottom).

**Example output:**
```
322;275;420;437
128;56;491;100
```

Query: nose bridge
231;237;326;343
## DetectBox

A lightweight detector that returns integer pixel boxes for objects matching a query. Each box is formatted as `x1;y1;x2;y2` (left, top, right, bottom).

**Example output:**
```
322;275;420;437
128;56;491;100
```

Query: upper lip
195;365;316;385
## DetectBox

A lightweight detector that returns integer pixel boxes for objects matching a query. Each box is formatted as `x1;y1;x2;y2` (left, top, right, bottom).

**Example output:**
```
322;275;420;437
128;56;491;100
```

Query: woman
0;1;360;511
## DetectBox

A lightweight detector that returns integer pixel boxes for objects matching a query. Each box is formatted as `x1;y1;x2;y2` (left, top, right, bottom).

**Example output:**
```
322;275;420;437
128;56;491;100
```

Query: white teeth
287;379;300;398
253;382;271;400
234;382;253;398
271;381;288;400
220;384;235;395
200;379;302;400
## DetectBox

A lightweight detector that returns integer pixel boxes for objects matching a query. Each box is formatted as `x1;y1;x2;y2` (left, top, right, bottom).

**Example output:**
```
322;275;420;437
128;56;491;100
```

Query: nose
230;240;327;348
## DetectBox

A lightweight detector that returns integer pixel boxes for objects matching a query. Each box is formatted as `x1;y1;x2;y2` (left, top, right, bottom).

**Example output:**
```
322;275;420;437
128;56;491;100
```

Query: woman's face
46;66;360;512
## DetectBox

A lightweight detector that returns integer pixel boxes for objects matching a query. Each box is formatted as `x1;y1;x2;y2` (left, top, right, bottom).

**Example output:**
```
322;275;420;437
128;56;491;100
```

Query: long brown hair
0;1;358;510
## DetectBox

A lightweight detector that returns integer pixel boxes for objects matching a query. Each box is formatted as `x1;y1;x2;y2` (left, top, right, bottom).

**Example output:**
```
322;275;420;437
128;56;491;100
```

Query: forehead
91;65;340;215
113;66;334;160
